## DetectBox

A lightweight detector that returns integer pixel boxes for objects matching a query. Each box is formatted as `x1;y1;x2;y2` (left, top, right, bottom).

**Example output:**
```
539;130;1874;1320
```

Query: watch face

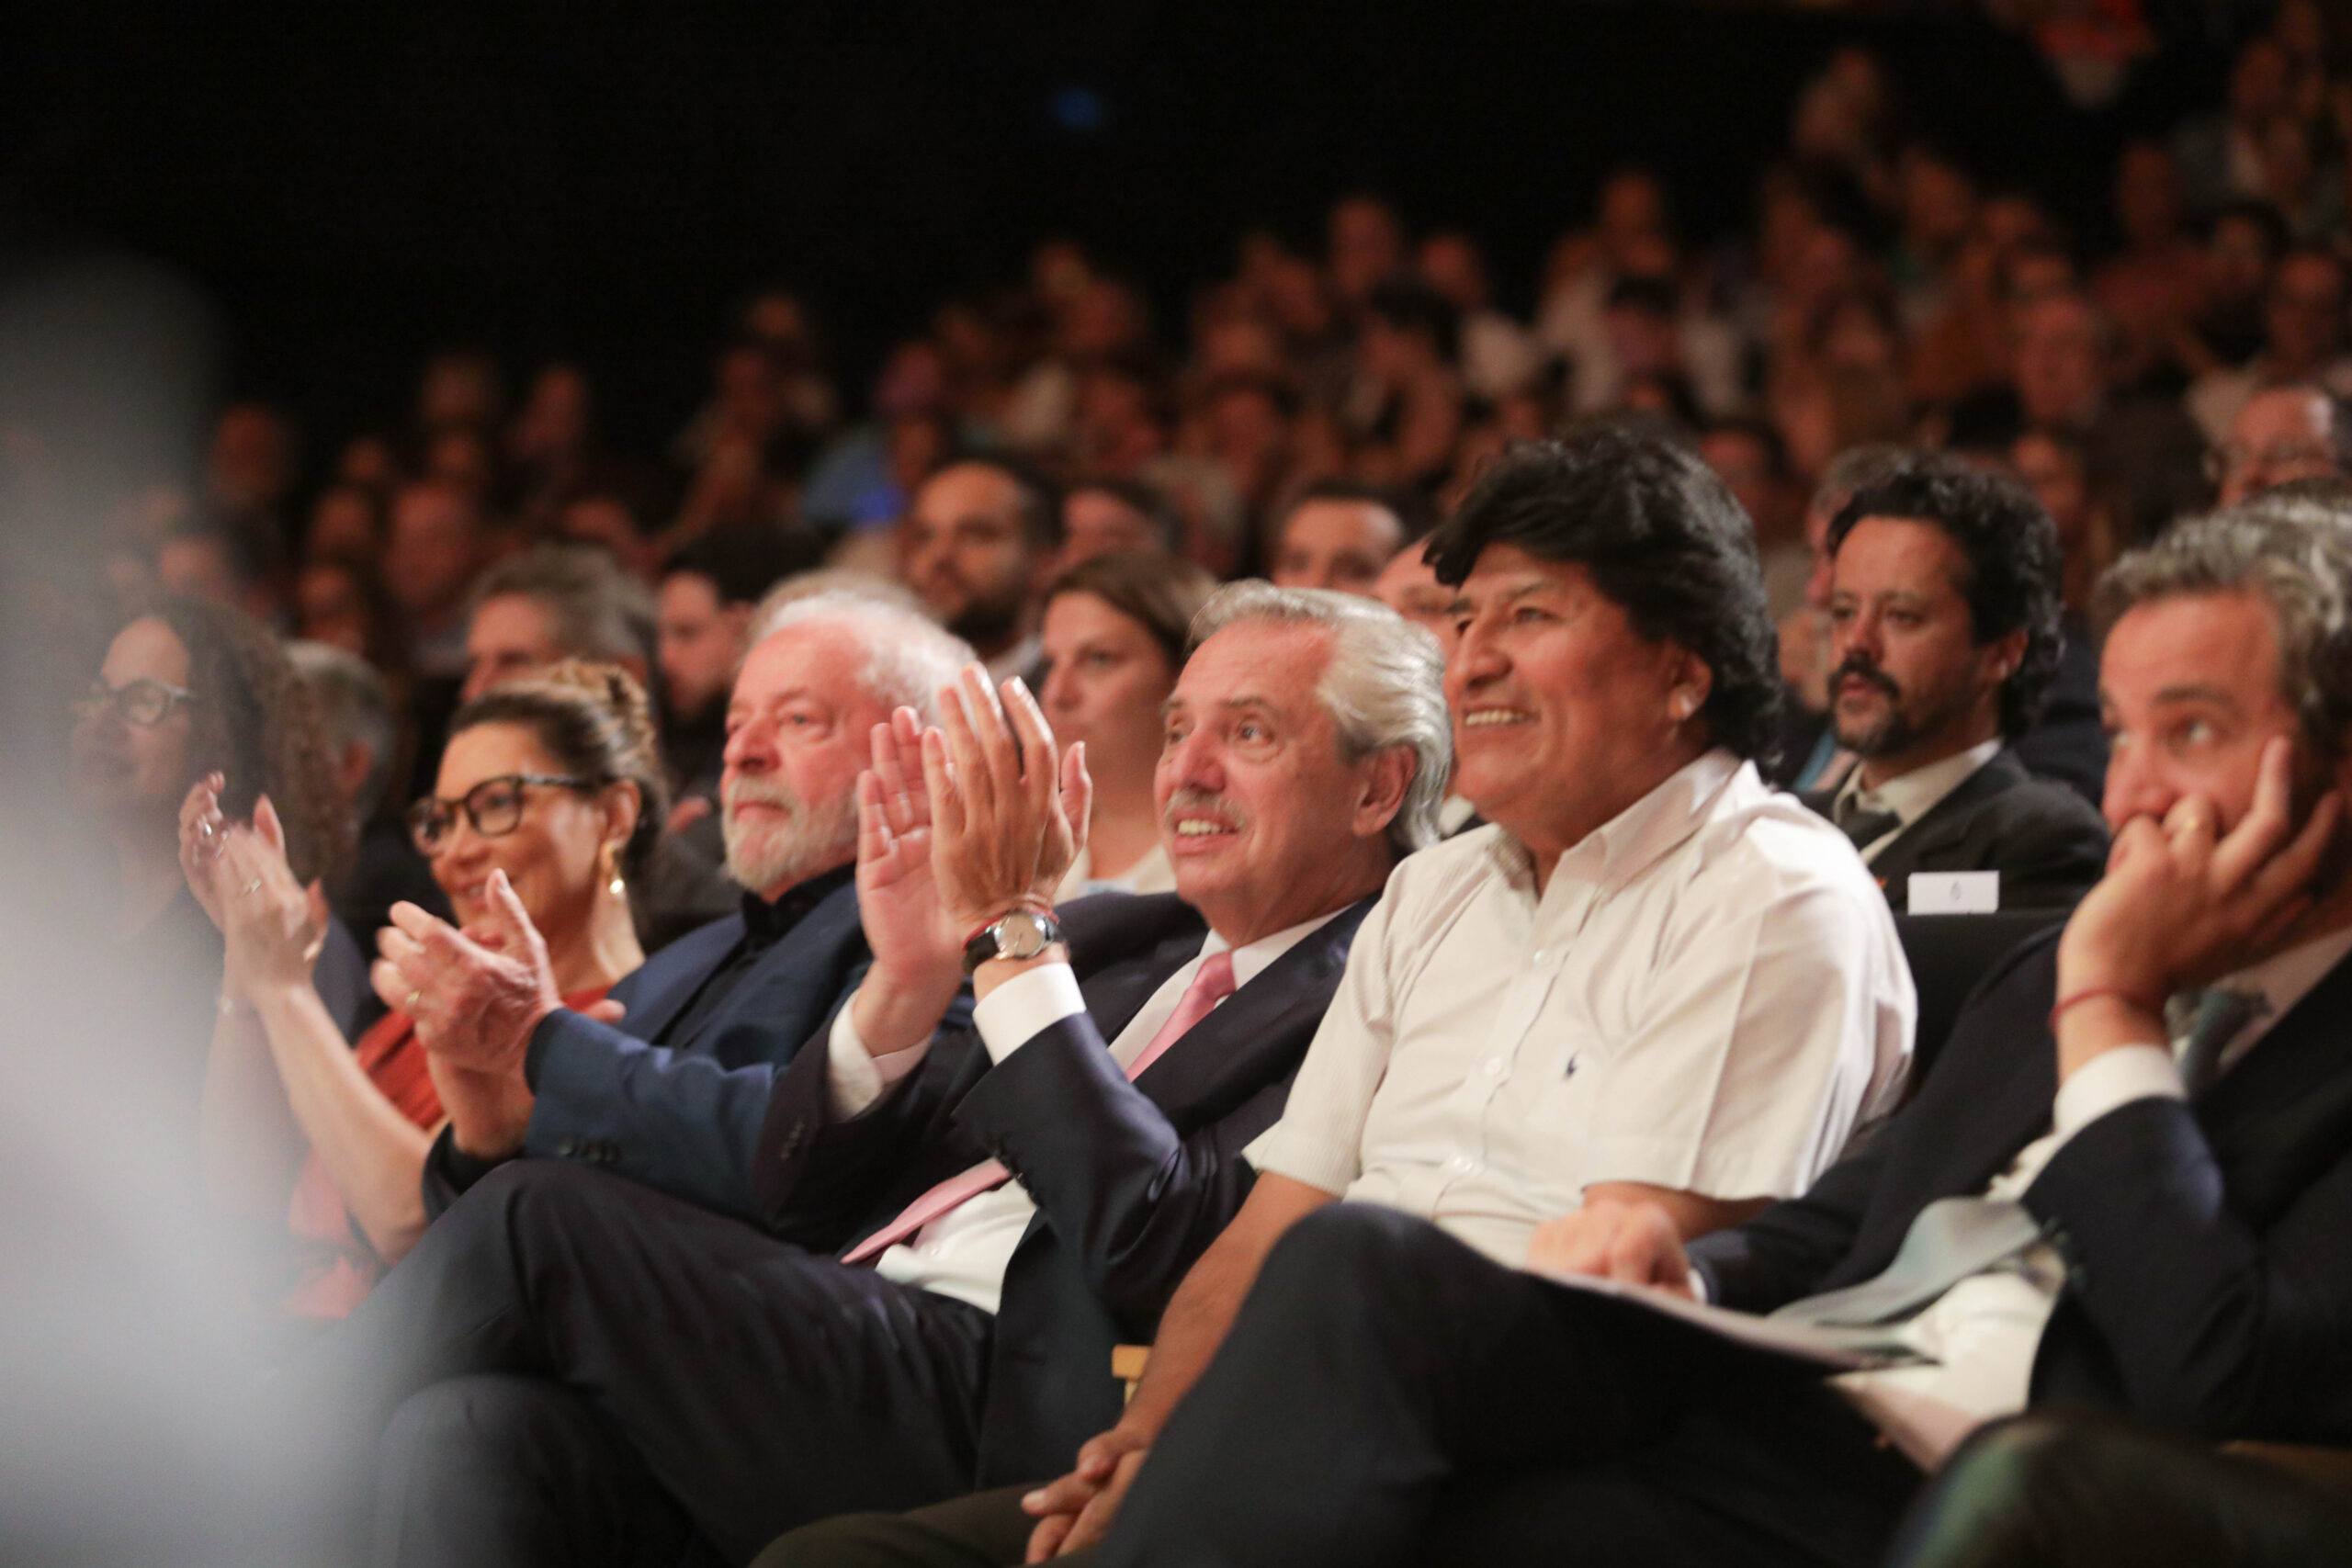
997;912;1052;960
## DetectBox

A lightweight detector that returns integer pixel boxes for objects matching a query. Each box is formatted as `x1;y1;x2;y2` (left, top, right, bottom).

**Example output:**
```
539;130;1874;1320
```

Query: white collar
1837;738;2004;831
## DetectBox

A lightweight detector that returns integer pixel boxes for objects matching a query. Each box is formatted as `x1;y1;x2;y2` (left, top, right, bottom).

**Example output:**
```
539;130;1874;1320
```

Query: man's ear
1982;626;2030;691
1664;646;1713;724
1351;746;1416;840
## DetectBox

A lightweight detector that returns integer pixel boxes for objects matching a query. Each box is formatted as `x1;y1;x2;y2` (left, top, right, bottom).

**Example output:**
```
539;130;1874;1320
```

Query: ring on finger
404;989;422;1012
241;878;263;896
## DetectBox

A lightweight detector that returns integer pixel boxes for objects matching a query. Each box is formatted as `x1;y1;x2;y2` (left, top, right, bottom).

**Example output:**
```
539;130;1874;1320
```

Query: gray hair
469;543;654;667
1188;581;1452;855
749;582;974;725
284;639;396;819
1810;443;1915;521
2095;502;2352;761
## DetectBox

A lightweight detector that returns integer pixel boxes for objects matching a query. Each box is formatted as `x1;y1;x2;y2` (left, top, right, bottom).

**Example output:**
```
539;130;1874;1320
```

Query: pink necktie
843;949;1238;1264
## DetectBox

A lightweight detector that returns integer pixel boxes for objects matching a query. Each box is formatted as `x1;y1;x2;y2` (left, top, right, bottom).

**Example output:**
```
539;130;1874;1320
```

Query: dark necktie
2164;986;2269;1097
1834;793;1902;851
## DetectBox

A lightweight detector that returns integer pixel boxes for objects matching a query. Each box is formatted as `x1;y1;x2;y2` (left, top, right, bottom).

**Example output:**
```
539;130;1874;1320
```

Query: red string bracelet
2047;986;2162;1034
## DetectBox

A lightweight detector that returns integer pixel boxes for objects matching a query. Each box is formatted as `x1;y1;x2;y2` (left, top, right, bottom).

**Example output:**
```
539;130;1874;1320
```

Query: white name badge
1908;870;2001;915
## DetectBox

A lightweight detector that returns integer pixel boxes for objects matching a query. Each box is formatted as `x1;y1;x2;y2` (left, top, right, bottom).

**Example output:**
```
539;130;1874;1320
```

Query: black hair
1425;430;1781;761
1828;453;2064;738
1364;276;1462;364
1282;479;1440;543
935;452;1065;552
1064;476;1185;554
665;525;828;608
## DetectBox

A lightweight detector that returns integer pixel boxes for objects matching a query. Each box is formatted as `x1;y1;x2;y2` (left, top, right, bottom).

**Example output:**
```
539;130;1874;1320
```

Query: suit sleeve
2023;1097;2352;1440
1983;791;2111;910
522;957;886;1218
952;1012;1283;1336
1685;1136;1888;1311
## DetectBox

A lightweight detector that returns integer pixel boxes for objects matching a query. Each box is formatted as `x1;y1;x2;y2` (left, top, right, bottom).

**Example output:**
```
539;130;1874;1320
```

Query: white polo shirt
1248;749;1915;1269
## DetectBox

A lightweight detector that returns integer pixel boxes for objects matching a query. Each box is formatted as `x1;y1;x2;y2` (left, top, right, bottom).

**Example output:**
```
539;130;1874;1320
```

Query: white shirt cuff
2052;1042;2184;1145
824;992;934;1119
971;961;1088;1063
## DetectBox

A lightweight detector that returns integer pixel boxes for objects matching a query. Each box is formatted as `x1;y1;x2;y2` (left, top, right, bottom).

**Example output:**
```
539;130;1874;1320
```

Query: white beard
722;780;858;893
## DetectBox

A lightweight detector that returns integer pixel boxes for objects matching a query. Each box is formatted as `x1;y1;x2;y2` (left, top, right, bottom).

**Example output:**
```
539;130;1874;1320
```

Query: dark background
0;3;2236;462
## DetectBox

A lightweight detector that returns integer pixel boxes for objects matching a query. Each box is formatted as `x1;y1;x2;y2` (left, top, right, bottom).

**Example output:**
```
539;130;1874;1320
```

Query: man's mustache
1831;656;1900;702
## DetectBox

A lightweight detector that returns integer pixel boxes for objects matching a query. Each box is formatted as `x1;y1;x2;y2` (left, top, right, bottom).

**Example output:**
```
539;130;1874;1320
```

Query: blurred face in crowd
1373;547;1458;660
657;570;749;721
2099;590;2345;846
383;484;483;620
462;593;560;704
1271;499;1405;596
1826;517;2018;784
418;721;628;947
156;536;243;610
1417;233;1490;311
1328;197;1406;309
2266;253;2346;376
1444;545;1707;863
2013;295;2106;428
71;617;194;828
899;463;1040;653
2115;143;2184;251
1041;591;1178;797
2010;432;2089;546
2220;388;2343;504
417;351;504;434
2208;214;2277;315
306;487;379;566
297;562;373;659
1060;489;1164;569
1700;428;1794;545
206;403;296;513
719;618;889;899
1156;619;1400;944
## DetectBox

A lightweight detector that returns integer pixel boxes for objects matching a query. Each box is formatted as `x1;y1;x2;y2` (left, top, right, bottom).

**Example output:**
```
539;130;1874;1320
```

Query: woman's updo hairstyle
446;660;668;882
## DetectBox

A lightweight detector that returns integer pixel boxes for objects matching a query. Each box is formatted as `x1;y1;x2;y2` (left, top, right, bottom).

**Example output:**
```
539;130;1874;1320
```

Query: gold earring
1669;690;1697;721
604;843;626;898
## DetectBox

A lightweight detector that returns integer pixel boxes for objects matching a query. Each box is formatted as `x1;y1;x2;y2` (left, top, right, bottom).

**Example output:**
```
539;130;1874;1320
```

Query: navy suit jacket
749;889;1376;1486
1691;931;2352;1443
423;876;876;1220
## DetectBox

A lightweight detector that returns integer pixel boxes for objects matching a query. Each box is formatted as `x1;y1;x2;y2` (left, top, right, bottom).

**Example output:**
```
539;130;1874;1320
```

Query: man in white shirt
1044;502;2352;1568
775;425;1914;1566
1805;453;2109;911
333;585;1451;1568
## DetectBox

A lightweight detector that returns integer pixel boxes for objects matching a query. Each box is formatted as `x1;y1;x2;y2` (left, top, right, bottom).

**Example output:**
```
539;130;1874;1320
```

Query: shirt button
1483;1057;1506;1077
1448;1155;1476;1173
1532;948;1552;966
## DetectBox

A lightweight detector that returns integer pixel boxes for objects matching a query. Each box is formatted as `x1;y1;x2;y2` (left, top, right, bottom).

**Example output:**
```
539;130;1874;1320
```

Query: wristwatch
962;908;1065;974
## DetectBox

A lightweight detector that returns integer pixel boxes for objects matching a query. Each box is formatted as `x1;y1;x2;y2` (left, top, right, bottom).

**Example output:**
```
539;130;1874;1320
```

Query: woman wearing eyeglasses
182;660;661;1318
73;599;353;1089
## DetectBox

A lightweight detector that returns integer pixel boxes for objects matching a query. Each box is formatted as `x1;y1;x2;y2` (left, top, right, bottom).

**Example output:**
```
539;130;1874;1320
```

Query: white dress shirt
821;910;1340;1314
1831;738;2004;864
1248;750;1915;1269
1834;920;2352;1467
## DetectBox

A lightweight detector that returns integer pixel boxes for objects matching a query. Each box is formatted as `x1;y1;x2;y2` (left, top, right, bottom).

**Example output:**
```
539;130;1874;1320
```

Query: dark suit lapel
680;881;865;1063
615;915;745;1043
1870;751;2027;886
1077;930;1206;1046
1130;898;1373;1114
2189;949;2352;1212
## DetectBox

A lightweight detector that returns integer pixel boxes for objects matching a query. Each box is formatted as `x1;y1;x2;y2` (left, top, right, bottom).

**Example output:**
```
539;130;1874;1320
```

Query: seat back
1894;910;2067;1096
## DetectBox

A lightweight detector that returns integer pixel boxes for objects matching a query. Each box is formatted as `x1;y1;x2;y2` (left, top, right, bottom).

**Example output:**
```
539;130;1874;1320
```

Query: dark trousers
1883;1411;2352;1568
1096;1203;1922;1568
308;1161;995;1568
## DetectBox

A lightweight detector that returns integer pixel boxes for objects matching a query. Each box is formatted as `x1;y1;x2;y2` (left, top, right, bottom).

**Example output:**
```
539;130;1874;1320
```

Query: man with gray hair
325;583;1444;1567
383;587;972;1219
967;500;2352;1568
